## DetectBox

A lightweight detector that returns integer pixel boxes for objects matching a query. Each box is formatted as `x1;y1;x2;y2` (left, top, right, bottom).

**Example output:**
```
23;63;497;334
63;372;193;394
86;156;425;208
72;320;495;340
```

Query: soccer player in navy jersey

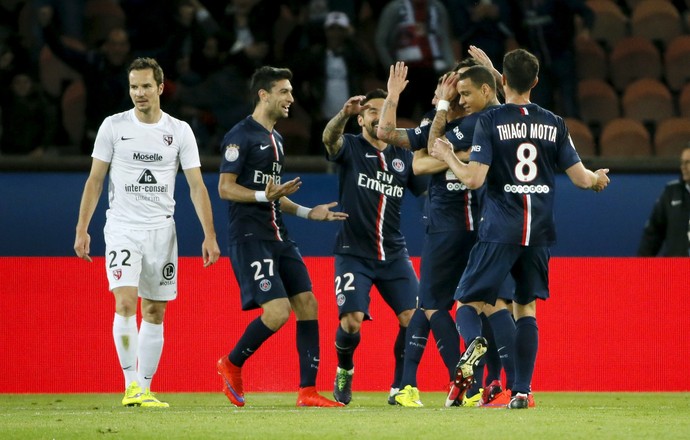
378;61;515;408
216;66;347;408
323;88;428;405
431;48;609;409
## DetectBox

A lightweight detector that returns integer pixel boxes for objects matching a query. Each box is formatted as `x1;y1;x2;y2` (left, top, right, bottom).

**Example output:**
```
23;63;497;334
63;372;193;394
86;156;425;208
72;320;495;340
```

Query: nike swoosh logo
411;335;428;341
365;153;378;158
260;144;271;150
121;136;134;141
144;376;153;380
671;200;682;206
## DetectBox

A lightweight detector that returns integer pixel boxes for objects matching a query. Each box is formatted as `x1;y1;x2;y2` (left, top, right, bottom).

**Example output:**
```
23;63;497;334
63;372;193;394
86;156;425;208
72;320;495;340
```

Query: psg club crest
392;158;405;172
113;269;122;280
336;293;346;307
224;144;240;162
259;279;272;292
163;135;173;146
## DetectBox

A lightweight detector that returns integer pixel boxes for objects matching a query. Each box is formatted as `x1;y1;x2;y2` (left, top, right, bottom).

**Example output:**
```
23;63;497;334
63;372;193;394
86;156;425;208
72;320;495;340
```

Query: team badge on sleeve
224;144;240;162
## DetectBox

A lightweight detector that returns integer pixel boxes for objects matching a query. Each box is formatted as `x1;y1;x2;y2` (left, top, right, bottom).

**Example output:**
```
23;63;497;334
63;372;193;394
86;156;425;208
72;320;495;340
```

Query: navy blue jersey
471;103;581;246
328;133;426;260
219;116;290;244
406;115;483;233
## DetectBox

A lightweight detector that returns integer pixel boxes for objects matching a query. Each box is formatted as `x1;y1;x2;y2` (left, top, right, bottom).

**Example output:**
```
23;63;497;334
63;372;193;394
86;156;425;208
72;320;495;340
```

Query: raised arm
376;62;412;148
426;72;458;151
322;95;368;156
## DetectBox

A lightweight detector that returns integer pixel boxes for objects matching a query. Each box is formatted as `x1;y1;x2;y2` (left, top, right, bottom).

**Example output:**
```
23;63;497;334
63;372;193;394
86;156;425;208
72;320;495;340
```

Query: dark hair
458;65;496;91
361;88;387;106
502;49;539;94
249;66;293;106
128;57;164;86
453;57;479;72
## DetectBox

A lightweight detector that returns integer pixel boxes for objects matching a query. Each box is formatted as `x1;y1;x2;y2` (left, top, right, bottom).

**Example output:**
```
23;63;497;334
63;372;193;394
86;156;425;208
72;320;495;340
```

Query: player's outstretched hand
341;95;369;118
74;231;93;262
592;168;610;192
386;62;409;97
468;45;495;70
266;176;301;200
201;237;221;268
308;202;349;221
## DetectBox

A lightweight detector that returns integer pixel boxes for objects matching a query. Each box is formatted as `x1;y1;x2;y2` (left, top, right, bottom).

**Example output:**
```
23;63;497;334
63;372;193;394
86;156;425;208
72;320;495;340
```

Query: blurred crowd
1;0;687;157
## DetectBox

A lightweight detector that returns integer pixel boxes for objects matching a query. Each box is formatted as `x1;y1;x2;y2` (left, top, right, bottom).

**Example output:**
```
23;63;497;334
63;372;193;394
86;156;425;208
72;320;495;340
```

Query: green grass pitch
1;392;689;439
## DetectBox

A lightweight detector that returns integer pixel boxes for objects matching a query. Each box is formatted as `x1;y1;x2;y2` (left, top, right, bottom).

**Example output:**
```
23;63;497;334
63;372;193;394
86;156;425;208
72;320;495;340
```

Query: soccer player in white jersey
74;57;221;408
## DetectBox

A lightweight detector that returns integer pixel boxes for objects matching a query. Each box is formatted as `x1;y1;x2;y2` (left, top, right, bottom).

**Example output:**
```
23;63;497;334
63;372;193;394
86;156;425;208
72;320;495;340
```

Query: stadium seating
599;118;652;157
575;38;608;81
654;117;690;157
609;36;662;91
586;0;629;49
678;83;690;117
565;118;596;156
664;35;690;91
630;0;682;49
577;79;620;131
621;78;675;128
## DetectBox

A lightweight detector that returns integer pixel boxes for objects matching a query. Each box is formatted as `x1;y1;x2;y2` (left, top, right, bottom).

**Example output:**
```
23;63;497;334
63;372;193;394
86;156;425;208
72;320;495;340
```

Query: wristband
296;206;311;219
436;100;450;112
255;191;269;202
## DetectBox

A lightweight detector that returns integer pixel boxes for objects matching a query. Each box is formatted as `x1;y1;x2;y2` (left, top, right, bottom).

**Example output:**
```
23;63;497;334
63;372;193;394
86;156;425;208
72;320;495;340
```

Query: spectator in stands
0;70;57;156
447;0;516;71
375;0;455;121
292;11;374;155
638;146;690;256
39;5;131;154
511;0;594;118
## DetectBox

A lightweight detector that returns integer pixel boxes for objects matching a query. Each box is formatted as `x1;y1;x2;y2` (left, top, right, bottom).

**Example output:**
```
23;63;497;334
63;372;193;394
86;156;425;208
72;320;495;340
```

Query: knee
398;308;414;326
340;313;363;333
262;299;292;330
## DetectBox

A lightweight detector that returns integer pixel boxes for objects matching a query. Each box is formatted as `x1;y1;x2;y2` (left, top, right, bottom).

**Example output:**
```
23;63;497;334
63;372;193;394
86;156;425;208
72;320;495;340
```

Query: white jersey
92;109;201;229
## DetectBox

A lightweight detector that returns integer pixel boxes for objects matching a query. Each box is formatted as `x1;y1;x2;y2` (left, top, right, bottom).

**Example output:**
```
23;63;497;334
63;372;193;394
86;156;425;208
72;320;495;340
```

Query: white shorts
103;222;178;301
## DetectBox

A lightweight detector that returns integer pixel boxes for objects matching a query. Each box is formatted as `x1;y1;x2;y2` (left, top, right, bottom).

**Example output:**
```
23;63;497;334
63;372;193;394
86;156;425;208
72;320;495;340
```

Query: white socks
112;313;138;387
113;314;165;391
137;320;164;391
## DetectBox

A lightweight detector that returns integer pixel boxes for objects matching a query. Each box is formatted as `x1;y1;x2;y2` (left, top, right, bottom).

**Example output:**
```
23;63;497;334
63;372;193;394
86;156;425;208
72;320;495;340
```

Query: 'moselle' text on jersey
220;116;290;244
328;133;426;260
92;109;200;229
471;103;581;246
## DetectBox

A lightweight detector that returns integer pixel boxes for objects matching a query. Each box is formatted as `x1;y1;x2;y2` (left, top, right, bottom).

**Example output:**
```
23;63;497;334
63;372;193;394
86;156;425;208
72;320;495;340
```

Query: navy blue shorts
334;254;419;320
229;240;312;311
418;229;476;310
455;242;549;306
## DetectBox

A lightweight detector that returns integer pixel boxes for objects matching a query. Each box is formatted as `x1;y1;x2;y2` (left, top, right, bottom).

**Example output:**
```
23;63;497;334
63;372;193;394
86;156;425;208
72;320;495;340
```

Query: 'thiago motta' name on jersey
496;122;558;142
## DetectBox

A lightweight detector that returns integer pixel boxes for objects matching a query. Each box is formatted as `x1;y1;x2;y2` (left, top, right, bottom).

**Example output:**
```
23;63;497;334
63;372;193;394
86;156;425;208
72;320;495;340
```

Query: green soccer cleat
121;381;142;407
139;389;169;408
394;385;424;408
333;367;353;405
